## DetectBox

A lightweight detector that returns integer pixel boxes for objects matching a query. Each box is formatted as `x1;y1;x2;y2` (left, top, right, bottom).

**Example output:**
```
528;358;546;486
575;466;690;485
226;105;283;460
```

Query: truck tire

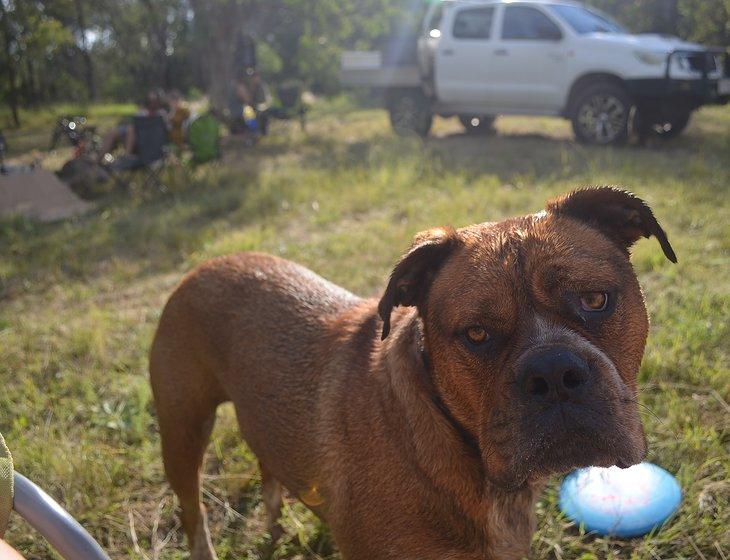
387;90;433;137
459;115;496;134
571;82;631;146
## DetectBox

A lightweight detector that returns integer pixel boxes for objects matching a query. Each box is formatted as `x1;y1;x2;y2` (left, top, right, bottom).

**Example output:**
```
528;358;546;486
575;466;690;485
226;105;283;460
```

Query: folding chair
1;432;110;559
111;115;168;191
266;80;308;132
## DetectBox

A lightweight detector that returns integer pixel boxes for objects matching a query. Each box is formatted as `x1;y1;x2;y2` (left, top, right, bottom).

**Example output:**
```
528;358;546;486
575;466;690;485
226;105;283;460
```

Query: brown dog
150;187;676;560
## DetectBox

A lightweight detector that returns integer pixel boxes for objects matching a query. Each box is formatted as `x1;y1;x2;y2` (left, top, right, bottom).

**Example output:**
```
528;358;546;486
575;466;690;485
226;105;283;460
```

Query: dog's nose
518;347;590;403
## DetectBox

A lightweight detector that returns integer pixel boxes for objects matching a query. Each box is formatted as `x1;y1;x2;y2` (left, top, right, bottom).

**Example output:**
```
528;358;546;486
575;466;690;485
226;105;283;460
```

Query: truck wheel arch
565;73;628;117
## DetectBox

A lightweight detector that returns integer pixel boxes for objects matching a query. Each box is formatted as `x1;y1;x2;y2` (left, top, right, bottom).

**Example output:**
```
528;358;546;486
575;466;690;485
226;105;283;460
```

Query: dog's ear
378;227;460;340
546;187;677;263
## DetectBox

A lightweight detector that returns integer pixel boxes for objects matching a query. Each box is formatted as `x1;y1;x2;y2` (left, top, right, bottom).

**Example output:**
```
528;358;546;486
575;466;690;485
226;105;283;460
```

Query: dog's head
378;187;676;489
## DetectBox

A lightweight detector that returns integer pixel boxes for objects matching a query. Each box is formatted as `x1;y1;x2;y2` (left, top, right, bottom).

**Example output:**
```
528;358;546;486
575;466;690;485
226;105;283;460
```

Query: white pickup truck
340;0;730;144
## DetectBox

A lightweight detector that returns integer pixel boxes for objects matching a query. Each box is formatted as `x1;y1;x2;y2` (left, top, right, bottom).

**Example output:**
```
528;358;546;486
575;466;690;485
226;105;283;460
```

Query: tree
589;0;729;42
187;0;249;113
1;0;727;121
74;0;96;99
678;0;730;45
0;0;20;126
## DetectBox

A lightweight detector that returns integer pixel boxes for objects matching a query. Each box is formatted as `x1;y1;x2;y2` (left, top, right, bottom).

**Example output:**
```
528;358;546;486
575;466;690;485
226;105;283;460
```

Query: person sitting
166;89;192;150
227;68;271;137
98;89;167;163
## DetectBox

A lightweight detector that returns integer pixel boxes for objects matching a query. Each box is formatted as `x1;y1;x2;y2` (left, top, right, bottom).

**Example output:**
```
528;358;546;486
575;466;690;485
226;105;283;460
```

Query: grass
0;99;728;559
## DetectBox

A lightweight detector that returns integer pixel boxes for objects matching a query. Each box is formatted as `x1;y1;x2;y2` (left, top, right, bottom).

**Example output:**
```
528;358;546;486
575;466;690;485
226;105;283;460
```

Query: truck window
453;7;495;40
502;6;562;40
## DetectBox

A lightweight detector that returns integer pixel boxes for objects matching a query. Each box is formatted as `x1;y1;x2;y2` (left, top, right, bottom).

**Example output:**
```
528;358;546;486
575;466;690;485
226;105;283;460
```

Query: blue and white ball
559;462;682;538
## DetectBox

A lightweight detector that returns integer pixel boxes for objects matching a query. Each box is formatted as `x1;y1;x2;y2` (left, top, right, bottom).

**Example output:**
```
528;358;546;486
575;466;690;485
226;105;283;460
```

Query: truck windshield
549;5;627;34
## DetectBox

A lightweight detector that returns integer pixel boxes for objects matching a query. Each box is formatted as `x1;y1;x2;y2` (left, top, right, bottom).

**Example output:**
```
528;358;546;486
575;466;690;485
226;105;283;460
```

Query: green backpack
187;112;221;164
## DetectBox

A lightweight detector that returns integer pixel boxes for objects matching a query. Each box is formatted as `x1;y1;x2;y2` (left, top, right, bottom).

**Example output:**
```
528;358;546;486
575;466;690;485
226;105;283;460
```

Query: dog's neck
419;344;484;461
379;309;541;558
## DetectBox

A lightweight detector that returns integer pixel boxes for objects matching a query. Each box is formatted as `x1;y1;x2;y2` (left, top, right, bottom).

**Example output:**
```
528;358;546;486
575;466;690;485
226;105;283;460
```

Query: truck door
487;4;568;111
435;5;497;106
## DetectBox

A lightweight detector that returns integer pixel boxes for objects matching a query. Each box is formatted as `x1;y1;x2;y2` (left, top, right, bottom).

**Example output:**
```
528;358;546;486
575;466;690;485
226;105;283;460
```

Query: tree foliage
1;0;728;125
588;0;729;44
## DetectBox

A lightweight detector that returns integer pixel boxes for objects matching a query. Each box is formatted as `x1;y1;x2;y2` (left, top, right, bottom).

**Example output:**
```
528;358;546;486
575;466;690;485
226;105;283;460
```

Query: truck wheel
388;90;433;137
459;115;496;134
571;83;631;146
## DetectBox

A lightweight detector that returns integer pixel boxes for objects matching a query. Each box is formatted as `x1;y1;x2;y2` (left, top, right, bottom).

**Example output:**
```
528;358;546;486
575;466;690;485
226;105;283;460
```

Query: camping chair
110;115;169;191
0;433;110;559
266;80;308;131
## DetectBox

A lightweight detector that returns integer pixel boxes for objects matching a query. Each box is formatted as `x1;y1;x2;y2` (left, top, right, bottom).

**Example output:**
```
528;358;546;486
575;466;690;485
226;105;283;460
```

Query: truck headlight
634;50;667;66
711;54;724;77
668;54;699;78
674;54;691;71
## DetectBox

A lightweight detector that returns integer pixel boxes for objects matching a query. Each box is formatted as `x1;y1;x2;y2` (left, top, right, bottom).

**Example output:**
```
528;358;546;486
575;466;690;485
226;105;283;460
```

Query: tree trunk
140;0;172;89
25;57;40;105
74;0;96;100
189;0;253;114
0;1;20;127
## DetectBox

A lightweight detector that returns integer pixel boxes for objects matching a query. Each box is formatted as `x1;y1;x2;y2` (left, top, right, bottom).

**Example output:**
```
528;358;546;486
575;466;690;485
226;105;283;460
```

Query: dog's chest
381;475;537;559
482;486;541;559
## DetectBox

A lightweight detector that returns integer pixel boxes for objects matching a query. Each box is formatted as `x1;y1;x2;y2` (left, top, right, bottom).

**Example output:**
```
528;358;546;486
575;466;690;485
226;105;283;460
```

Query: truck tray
340;51;420;88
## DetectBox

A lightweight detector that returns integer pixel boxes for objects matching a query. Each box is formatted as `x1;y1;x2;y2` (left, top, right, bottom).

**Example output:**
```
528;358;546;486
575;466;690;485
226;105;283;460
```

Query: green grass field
0;100;728;559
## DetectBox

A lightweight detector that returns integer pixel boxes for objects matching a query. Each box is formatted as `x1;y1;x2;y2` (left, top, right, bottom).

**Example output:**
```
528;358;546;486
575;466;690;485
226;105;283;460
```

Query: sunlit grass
0;100;727;559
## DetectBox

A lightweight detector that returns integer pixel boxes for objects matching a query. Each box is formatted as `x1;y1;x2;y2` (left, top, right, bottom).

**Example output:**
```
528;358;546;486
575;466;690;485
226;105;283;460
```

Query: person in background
228;68;271;137
166;89;192;150
98;89;167;162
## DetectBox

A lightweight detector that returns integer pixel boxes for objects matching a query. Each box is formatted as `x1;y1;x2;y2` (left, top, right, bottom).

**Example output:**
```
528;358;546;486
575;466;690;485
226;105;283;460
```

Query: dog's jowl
150;187;676;560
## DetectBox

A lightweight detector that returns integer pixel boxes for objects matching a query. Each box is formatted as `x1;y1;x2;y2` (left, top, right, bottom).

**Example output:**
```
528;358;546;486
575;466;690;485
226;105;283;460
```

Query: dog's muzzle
517;346;591;405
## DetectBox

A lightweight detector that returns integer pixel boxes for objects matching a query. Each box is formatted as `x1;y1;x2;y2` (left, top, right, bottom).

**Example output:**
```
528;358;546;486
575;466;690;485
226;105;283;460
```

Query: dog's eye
465;326;490;345
580;292;609;312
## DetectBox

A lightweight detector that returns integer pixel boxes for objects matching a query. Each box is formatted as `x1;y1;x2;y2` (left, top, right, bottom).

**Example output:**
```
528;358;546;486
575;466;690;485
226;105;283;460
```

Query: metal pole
12;473;110;560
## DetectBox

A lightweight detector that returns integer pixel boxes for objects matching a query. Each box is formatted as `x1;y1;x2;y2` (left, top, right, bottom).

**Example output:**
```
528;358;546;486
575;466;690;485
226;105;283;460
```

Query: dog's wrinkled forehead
426;215;635;328
463;211;632;271
378;188;675;340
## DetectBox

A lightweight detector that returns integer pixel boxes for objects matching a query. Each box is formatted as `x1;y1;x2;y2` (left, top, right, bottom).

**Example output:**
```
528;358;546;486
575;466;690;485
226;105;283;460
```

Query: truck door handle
494;49;508;56
442;48;454;56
